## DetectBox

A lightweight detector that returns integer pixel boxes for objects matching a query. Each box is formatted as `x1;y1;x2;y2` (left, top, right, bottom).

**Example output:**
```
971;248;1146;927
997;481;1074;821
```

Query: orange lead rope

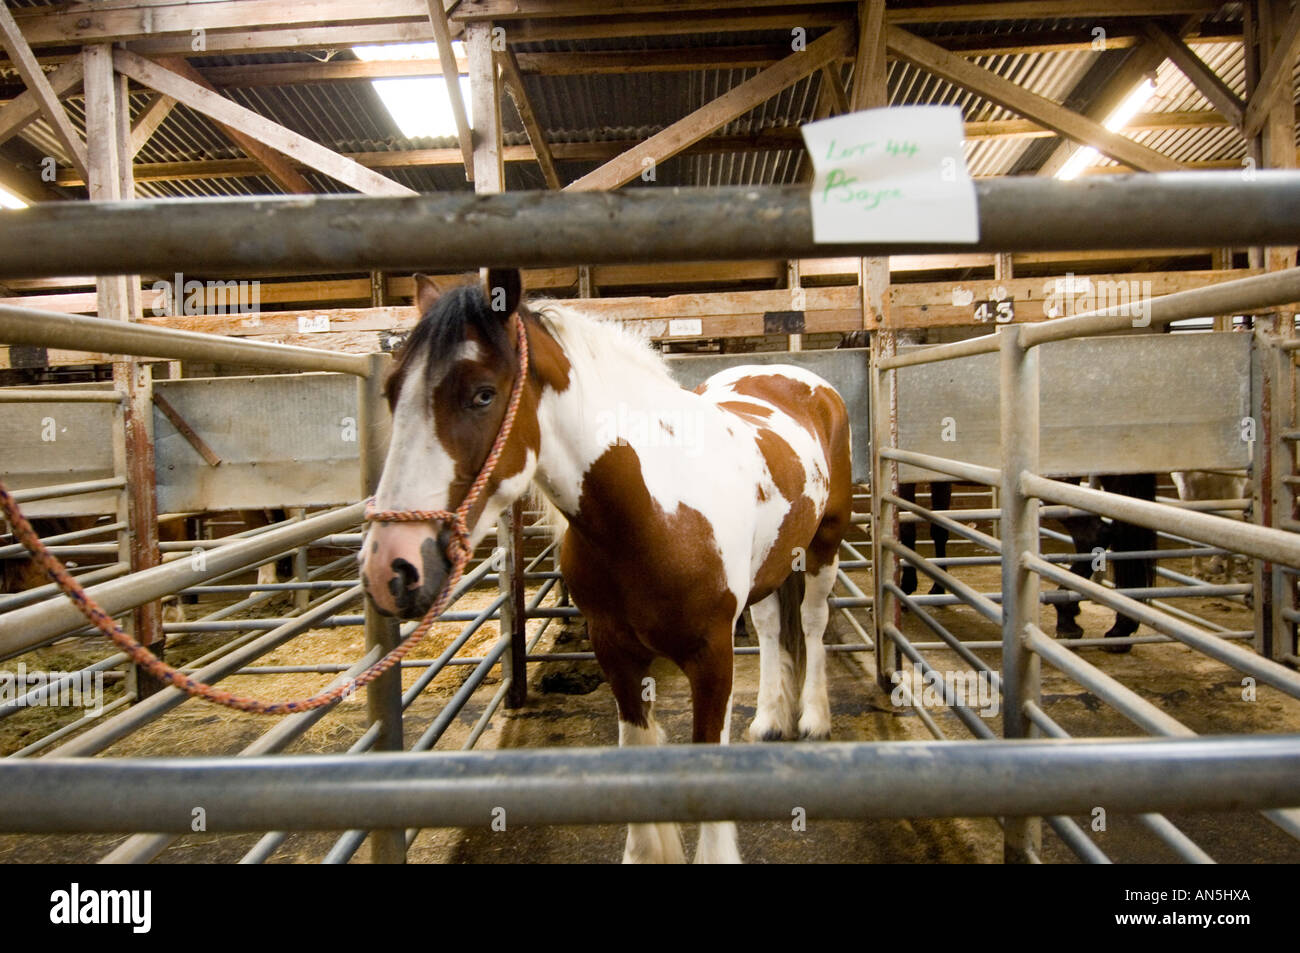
0;315;530;715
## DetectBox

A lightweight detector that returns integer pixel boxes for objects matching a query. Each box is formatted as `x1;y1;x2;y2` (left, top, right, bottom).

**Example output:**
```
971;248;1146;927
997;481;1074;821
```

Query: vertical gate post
498;500;528;708
84;44;164;700
358;351;405;864
998;325;1042;863
870;330;899;693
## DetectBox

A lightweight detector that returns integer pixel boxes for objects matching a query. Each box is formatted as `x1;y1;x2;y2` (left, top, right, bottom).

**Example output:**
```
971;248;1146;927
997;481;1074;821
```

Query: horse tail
777;570;806;696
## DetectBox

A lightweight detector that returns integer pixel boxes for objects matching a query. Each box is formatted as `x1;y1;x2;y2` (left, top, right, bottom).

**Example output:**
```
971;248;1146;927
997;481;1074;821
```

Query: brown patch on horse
716;399;774;426
560;443;736;731
748;429;818;603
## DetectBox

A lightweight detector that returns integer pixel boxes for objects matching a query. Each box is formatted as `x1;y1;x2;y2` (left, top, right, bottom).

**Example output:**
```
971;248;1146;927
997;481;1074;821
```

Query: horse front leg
591;624;685;864
683;631;740;864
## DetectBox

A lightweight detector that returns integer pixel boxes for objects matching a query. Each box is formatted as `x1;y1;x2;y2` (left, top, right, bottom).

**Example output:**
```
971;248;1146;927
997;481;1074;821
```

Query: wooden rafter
1034;35;1175;177
849;0;887;111
0;4;87;182
112;49;414;196
566;24;853;192
1243;0;1300;139
0;57;83;148
426;0;475;181
886;25;1183;173
150;56;314;194
128;93;178;157
498;47;561;189
1143;22;1245;128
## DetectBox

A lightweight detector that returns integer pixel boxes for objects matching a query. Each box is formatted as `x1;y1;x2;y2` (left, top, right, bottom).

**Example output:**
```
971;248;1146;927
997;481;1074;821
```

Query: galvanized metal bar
1027;552;1300;701
6;177;1300;279
98;645;384;865
1024;624;1196;738
10;477;125;504
0;503;364;656
44;585;363;758
3;736;1298;833
879;448;1000;486
870;329;900;693
883;582;1001;683
1000;324;1042;863
1046;814;1113;865
0;389;122;403
1024;473;1300;568
0;303;371;376
1020;266;1300;348
0;520;124;559
884;623;997;740
356;350;404;865
882;537;1001;623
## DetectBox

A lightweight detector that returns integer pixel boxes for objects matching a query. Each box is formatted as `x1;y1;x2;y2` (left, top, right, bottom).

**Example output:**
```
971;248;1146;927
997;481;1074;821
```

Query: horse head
360;267;540;619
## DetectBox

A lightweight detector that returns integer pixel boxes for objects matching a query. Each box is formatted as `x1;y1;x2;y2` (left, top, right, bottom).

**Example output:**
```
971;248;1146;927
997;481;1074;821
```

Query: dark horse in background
840;330;1156;652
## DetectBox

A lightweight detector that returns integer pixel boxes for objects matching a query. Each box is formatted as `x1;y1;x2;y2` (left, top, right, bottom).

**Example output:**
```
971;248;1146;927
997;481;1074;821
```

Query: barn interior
0;0;1298;866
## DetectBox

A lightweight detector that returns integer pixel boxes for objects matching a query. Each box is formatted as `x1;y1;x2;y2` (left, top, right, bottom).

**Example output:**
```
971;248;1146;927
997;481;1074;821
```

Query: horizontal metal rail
880;265;1300;369
1024;473;1300;567
10;477;125;504
0;388;122;403
3;736;1297;833
879;448;999;486
0;303;371;377
0;503;364;655
1027;553;1300;701
5;177;1300;278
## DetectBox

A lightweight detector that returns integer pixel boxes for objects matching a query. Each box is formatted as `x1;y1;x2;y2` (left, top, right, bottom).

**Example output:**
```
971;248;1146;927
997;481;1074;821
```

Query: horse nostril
390;557;420;598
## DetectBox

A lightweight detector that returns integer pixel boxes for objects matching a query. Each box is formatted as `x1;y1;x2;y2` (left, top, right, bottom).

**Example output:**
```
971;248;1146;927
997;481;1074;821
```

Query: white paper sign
668;318;703;337
800;106;978;244
298;315;330;333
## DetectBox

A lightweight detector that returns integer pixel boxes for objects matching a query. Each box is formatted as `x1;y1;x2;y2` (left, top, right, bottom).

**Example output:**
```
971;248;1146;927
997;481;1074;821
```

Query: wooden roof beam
113;49;414;196
1143;21;1246;128
0;5;87;182
886;25;1183;173
426;0;474;182
1243;0;1300;139
0;57;83;149
565;24;853;192
499;47;561;189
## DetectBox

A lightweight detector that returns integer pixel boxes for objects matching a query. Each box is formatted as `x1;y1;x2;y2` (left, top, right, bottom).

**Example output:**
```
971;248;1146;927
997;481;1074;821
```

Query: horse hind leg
747;589;799;741
683;633;741;864
926;482;953;596
797;559;835;740
593;630;685;864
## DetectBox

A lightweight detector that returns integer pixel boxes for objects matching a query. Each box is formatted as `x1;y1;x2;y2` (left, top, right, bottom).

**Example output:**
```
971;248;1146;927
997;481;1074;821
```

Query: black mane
385;283;518;405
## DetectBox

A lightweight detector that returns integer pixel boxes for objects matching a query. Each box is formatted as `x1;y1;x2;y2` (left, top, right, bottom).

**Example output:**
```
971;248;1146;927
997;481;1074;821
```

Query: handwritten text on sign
800;106;978;244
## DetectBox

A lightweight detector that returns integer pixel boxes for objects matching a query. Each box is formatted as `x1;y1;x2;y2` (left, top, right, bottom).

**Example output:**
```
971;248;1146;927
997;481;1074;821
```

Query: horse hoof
799;727;831;742
1101;627;1134;654
900;568;918;595
1055;618;1084;638
927;582;947;597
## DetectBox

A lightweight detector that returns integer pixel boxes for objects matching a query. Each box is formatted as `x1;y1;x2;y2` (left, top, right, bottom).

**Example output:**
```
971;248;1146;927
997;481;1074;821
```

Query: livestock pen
0;178;1298;863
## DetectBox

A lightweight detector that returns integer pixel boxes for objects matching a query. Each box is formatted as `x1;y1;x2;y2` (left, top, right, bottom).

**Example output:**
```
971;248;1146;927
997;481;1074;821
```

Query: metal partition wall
1;178;1300;864
874;267;1300;863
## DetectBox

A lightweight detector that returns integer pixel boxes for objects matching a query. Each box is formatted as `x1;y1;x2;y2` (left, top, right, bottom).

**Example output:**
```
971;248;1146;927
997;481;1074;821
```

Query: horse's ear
413;273;442;316
481;267;522;320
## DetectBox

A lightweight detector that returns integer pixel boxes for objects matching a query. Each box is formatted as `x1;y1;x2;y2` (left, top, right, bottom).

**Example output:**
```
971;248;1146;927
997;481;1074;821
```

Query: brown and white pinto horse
360;269;853;863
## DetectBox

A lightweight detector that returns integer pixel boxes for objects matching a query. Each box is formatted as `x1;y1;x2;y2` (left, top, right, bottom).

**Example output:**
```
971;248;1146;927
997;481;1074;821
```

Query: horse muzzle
360;522;454;619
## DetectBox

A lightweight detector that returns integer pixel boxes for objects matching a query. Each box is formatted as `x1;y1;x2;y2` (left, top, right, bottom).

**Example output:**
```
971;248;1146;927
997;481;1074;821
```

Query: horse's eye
471;386;496;409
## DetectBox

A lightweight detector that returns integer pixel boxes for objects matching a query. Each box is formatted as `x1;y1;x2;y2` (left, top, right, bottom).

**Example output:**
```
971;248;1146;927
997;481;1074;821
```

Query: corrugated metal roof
3;13;1296;199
